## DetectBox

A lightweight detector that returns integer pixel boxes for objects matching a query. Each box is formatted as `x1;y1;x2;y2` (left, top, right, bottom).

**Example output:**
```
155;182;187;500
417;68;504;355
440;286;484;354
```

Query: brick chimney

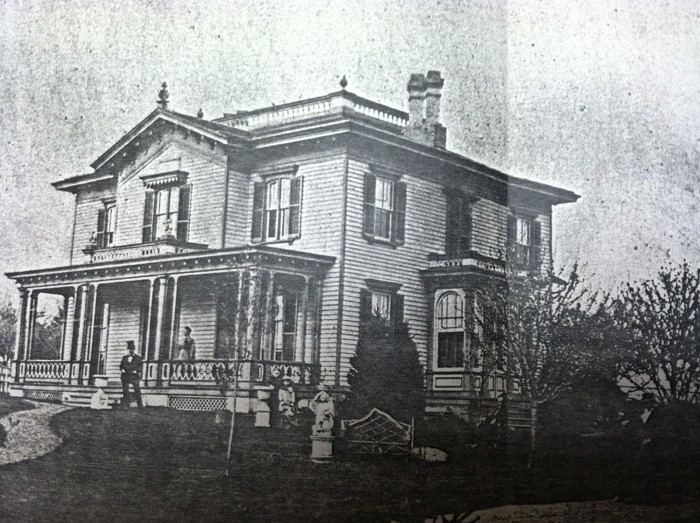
403;71;446;149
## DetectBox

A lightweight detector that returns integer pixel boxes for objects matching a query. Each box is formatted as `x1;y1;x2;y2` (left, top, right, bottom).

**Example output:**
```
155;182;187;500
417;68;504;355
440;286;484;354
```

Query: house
5;72;579;415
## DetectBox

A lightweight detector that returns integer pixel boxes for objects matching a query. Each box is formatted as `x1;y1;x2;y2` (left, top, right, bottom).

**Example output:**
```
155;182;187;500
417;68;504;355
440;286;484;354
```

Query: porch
6;246;334;410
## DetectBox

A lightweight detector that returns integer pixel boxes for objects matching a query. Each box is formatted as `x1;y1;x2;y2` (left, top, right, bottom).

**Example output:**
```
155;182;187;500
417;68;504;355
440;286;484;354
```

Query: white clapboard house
6;73;578;413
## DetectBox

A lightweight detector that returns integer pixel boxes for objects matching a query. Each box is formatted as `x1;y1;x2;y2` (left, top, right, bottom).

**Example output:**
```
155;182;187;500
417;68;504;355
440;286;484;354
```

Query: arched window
435;291;465;369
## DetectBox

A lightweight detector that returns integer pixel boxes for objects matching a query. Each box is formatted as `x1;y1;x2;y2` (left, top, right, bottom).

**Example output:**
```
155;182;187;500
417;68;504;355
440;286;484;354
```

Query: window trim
142;184;192;243
251;169;303;244
363;169;407;247
433;289;467;371
507;212;542;270
360;280;405;332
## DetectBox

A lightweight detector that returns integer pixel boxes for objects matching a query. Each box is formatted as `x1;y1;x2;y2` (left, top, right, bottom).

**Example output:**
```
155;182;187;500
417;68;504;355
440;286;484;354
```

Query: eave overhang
6;245;336;289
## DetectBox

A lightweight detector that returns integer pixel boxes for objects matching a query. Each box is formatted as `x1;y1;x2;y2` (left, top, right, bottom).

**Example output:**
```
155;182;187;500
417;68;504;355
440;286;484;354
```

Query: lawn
0;397;699;522
0;396;34;446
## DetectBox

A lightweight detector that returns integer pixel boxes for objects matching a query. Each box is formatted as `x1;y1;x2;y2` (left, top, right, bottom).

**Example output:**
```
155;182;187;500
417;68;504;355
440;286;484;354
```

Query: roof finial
340;75;348;90
157;82;170;110
197;108;204;119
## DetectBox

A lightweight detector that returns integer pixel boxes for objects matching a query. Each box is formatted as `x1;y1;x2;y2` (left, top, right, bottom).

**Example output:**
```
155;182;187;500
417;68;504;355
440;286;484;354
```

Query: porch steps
63;390;119;408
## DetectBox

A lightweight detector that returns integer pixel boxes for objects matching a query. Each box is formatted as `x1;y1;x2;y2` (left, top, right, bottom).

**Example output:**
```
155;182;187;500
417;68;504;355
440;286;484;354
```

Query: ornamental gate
341;408;413;454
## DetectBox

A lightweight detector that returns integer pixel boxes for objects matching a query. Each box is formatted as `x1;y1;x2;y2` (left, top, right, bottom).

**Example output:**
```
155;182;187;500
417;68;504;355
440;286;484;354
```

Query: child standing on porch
177;327;196;360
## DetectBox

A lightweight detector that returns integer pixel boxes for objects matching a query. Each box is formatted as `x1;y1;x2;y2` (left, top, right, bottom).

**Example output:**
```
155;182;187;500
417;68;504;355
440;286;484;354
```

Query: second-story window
95;202;116;248
142;185;191;242
508;214;541;268
359;279;404;334
363;173;406;244
445;194;473;256
251;177;302;242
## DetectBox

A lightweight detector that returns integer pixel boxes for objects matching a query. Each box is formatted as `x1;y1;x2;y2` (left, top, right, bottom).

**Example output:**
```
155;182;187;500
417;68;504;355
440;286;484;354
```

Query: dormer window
251;172;303;243
141;171;191;243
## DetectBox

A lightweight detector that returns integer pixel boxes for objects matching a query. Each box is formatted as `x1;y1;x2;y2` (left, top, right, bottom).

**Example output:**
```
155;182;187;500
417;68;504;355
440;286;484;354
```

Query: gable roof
90;108;248;172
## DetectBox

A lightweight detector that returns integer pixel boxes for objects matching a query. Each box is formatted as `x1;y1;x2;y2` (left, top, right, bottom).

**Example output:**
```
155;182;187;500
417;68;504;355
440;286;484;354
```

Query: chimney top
407;73;426;92
425;70;444;88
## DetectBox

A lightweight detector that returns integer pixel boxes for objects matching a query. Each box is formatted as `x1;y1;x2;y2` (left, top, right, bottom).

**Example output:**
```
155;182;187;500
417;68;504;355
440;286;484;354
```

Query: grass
0;396;699;522
0;396;35;446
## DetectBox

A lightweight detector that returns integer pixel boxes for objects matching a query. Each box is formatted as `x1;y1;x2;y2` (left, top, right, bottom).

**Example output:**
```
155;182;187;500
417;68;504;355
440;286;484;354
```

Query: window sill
362;234;403;249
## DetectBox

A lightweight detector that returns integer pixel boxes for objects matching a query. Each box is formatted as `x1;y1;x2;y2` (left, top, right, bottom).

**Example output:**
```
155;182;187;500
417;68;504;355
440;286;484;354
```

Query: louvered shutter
394;181;407;244
177;185;191;241
392;294;404;332
507;214;517;244
460;200;472;254
531;220;542;268
251;182;265;241
289;177;302;236
95;208;106;248
363;174;376;235
142;191;155;243
445;195;458;255
359;289;373;325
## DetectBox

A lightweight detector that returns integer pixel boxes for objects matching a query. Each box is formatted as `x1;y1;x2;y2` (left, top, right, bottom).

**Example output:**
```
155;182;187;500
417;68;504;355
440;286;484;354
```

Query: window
95;203;116;248
508;214;541;268
272;290;298;361
251;177;302;242
359;280;404;332
363;173;406;244
142;185;191;242
445;194;473;256
435;291;465;369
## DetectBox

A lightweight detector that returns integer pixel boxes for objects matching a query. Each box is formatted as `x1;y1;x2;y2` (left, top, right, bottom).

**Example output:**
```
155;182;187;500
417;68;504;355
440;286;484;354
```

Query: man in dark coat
120;340;144;407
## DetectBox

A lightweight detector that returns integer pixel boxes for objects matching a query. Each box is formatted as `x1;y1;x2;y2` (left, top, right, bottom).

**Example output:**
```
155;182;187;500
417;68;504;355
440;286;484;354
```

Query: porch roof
5;245;336;289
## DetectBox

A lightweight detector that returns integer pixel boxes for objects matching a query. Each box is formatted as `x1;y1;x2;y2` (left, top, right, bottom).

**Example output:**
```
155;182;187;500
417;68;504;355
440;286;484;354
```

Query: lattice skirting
169;396;227;411
24;390;63;402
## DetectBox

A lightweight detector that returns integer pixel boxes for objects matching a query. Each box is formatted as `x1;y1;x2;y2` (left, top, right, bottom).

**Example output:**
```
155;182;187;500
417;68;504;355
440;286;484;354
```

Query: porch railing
149;359;321;386
21;360;70;380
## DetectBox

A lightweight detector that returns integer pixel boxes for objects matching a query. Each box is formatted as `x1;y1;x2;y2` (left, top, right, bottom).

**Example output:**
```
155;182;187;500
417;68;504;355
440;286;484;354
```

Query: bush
346;316;425;423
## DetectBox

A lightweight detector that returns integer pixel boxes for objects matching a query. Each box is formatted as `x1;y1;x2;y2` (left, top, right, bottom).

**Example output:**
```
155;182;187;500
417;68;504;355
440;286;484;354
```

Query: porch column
260;270;275;360
74;285;89;362
61;293;76;361
153;276;168;360
24;290;38;361
143;279;156;360
168;276;181;360
297;276;310;363
313;279;324;365
245;270;261;360
84;284;100;364
233;270;245;358
14;289;29;361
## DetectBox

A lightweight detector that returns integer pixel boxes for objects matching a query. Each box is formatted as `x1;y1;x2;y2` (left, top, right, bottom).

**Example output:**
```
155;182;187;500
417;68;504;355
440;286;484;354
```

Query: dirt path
0;401;72;466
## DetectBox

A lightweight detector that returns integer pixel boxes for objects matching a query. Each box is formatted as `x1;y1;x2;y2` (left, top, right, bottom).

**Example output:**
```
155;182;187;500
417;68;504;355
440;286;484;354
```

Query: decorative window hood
140;170;189;188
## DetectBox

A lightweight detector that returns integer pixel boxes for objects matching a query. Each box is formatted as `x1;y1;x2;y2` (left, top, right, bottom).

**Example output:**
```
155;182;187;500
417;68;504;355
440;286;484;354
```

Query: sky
1;0;699;306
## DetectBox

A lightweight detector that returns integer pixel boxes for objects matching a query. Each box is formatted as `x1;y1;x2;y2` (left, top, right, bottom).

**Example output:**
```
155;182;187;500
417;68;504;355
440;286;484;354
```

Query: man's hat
126;340;136;351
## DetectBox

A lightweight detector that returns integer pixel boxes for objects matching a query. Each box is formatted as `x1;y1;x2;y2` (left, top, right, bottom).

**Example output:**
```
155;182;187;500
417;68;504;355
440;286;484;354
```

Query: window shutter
507;214;517;245
394;181;407;244
363;174;376;235
96;208;106;248
460;203;472;254
177;185;191;241
142;191;155;243
289;177;302;236
251;182;265;241
359;289;373;324
531;220;542;267
392;293;404;331
445;195;458;256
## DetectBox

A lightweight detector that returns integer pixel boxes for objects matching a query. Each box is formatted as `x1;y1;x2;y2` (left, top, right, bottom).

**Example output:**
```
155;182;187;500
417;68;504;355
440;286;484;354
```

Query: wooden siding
103;282;147;378
339;159;445;385
115;135;227;248
243;155;347;384
71;183;116;264
176;277;218;359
